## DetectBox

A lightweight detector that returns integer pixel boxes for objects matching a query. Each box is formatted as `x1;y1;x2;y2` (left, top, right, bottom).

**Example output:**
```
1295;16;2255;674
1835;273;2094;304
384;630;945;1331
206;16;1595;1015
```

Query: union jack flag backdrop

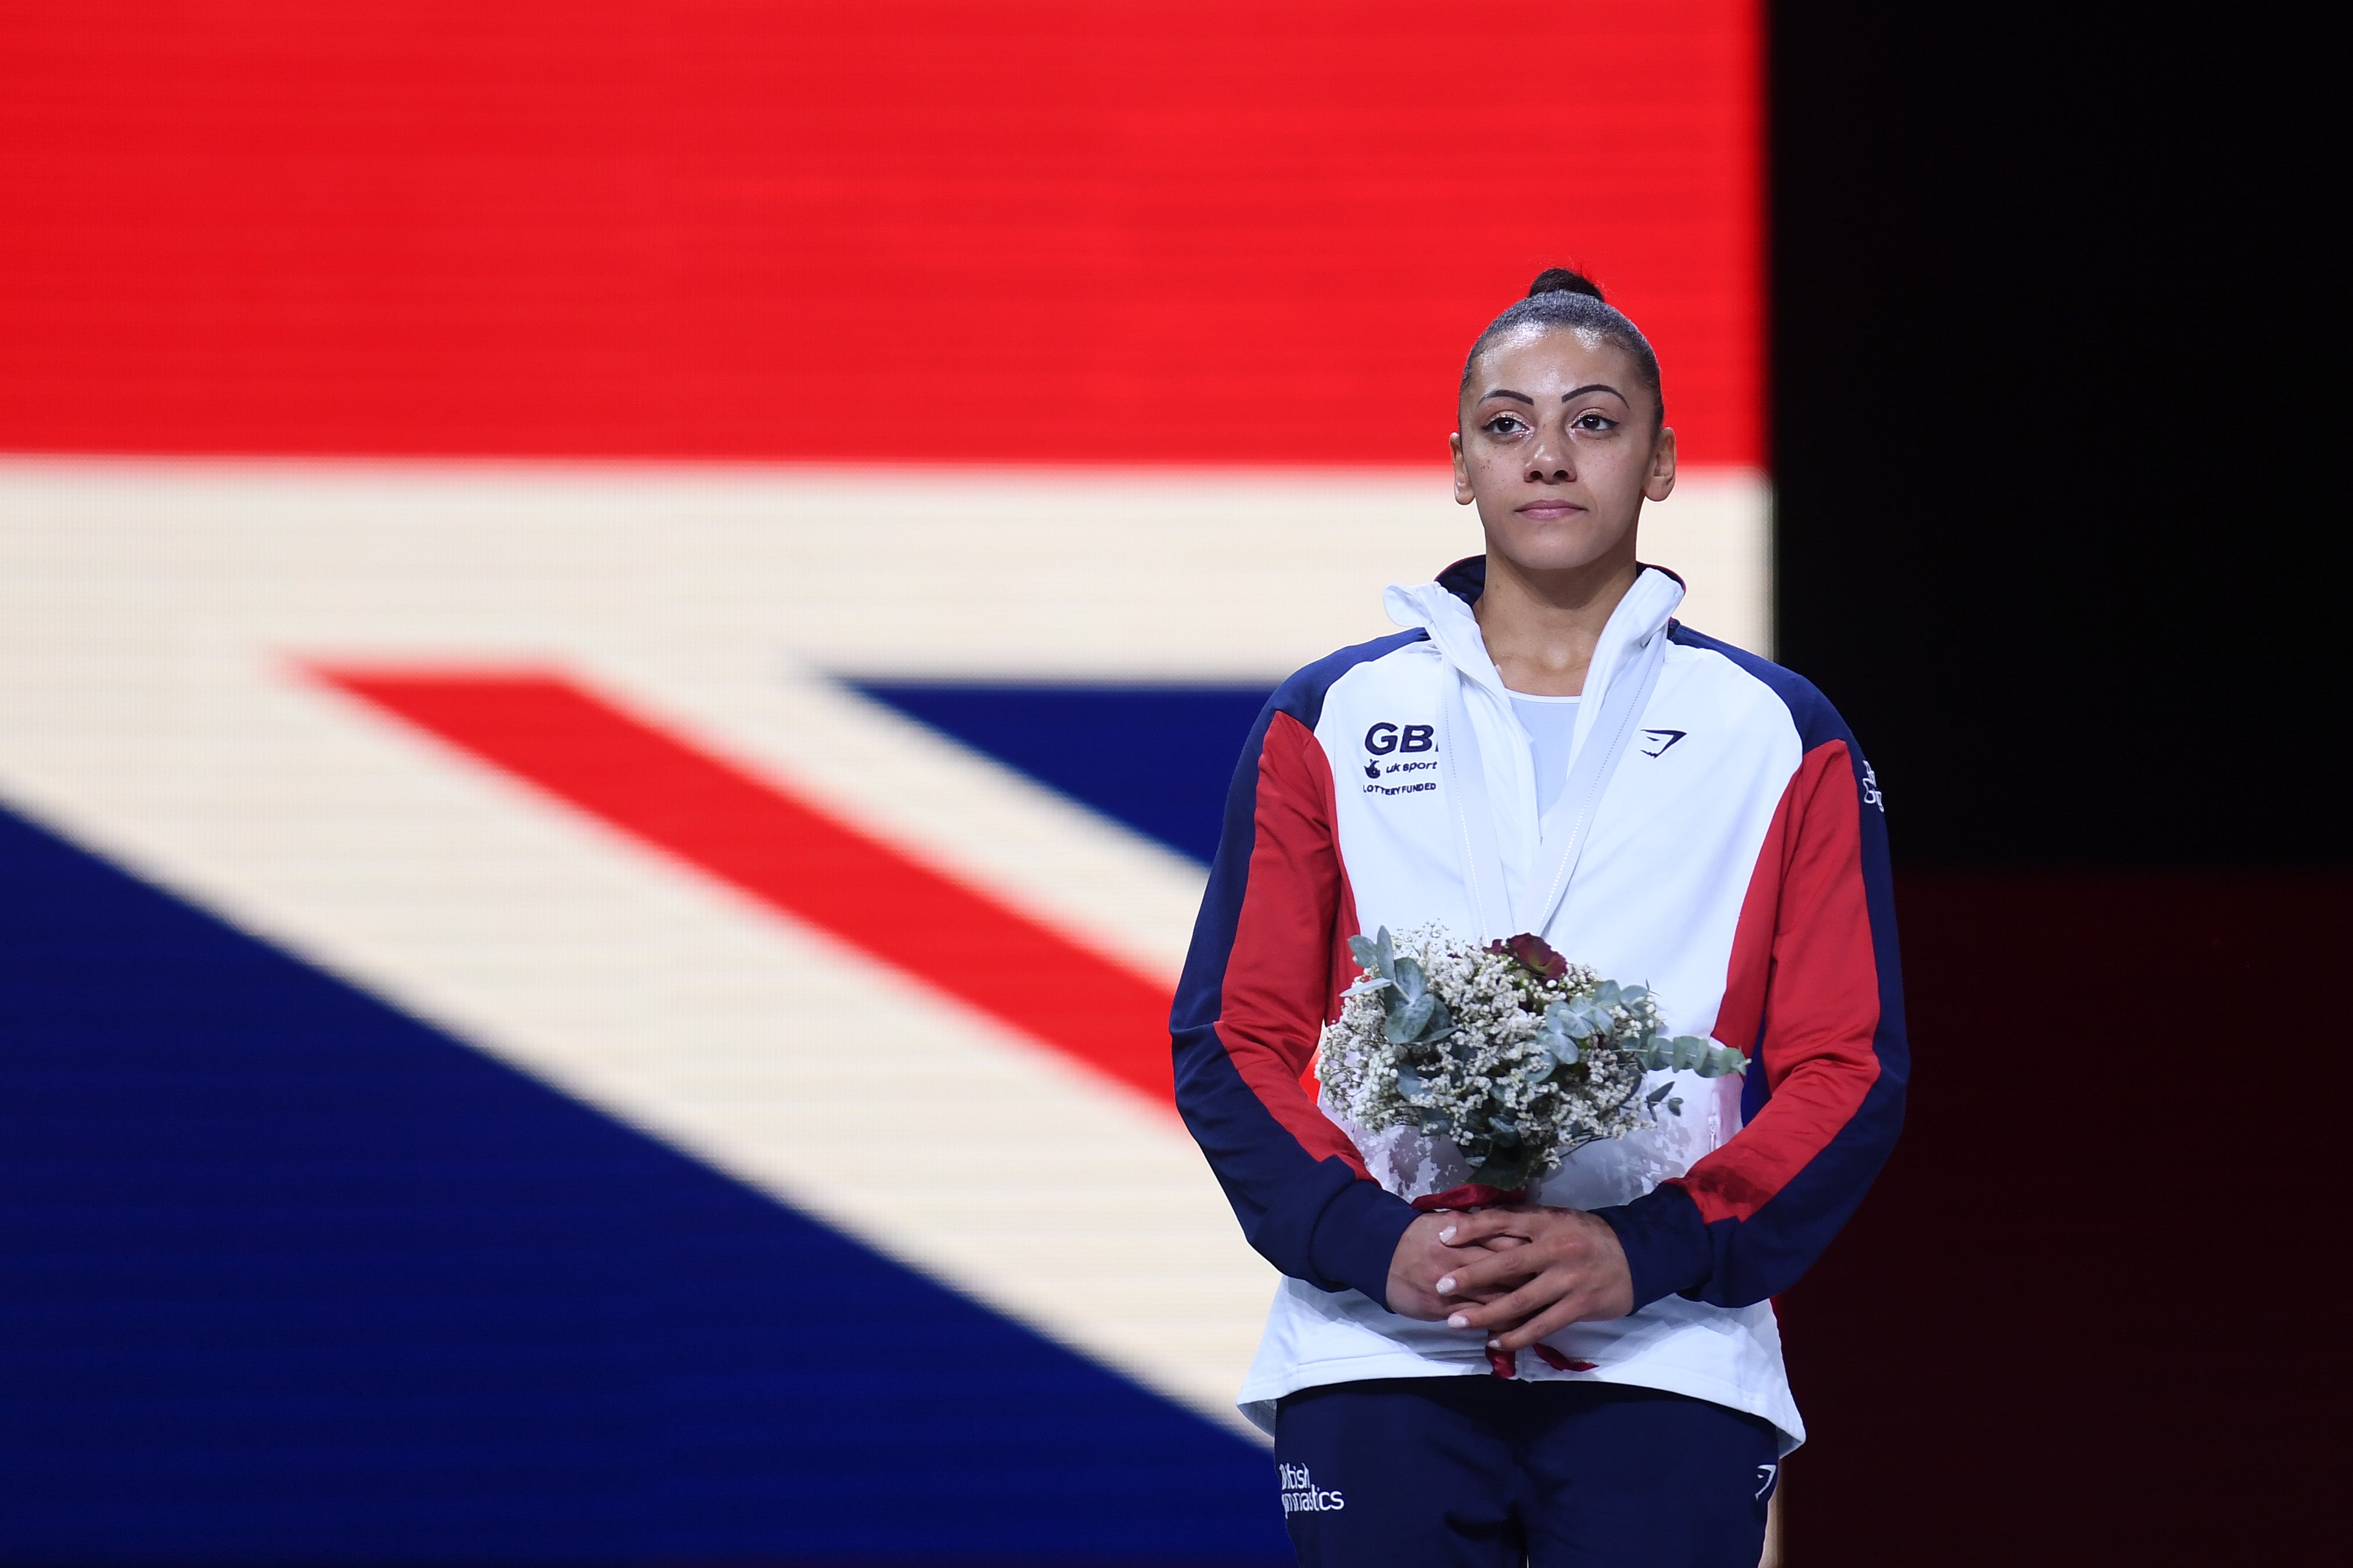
0;4;1763;1559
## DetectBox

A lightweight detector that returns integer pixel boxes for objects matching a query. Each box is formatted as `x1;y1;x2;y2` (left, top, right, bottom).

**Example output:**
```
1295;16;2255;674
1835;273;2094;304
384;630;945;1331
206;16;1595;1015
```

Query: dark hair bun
1527;267;1604;302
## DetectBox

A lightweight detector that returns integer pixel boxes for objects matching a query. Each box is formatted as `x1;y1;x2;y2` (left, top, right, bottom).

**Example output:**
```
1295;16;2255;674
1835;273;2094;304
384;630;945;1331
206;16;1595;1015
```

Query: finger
1433;1249;1542;1299
1443;1274;1562;1332
1440;1233;1528;1258
1490;1299;1585;1353
1431;1276;1519;1306
1436;1209;1529;1247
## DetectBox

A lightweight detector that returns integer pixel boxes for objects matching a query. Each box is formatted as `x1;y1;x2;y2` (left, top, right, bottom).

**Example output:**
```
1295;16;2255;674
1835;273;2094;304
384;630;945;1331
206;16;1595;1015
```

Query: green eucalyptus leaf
1644;1081;1674;1109
1392;955;1428;1005
1385;993;1436;1044
1548;1001;1596;1041
1666;1096;1684;1116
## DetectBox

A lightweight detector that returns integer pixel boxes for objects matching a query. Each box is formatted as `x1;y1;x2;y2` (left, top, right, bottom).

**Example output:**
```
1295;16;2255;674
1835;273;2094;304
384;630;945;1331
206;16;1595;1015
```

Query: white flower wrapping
1316;925;1748;1195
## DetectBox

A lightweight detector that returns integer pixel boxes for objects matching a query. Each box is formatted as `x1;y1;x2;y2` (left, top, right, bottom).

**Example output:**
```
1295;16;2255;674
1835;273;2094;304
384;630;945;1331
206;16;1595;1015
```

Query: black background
1769;6;2338;1560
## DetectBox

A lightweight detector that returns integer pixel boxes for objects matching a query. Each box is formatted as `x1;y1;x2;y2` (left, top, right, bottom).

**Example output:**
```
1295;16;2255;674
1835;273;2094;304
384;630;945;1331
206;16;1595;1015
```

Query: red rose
1488;932;1568;980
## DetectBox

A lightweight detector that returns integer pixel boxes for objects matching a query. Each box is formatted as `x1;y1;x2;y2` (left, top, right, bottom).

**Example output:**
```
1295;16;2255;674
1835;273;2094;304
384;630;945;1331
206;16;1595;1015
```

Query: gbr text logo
1363;722;1435;756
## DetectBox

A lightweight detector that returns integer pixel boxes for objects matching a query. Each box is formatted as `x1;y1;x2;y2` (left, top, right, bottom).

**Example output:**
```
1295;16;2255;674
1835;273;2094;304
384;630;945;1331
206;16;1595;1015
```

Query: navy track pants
1273;1377;1779;1567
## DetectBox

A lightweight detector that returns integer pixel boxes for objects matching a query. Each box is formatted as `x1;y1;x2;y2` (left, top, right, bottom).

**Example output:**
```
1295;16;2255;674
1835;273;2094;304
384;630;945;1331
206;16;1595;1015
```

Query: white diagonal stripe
0;455;1768;1437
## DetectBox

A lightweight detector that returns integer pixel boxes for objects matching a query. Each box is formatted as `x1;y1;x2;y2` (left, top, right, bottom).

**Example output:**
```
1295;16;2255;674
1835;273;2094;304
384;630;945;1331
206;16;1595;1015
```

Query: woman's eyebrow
1561;383;1627;402
1478;389;1536;406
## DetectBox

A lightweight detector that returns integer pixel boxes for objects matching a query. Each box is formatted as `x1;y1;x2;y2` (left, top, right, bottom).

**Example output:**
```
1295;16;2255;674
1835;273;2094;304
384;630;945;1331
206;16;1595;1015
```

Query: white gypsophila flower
1316;923;1676;1192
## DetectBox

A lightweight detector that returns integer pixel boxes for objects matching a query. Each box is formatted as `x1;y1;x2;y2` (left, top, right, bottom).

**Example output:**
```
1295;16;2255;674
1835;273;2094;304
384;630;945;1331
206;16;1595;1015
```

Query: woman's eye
1484;415;1527;435
1572;412;1616;431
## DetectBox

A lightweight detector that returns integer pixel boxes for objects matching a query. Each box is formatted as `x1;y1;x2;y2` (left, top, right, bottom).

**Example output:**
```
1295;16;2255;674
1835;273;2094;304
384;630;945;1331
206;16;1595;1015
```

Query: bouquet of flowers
1316;925;1748;1196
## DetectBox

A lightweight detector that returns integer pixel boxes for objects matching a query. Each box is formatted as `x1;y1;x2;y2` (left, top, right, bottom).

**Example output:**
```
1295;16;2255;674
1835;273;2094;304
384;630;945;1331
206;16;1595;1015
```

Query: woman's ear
1643;426;1678;503
1450;430;1476;504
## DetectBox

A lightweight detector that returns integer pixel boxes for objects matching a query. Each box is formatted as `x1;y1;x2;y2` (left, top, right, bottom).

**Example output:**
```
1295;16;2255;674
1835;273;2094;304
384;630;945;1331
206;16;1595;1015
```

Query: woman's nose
1525;431;1572;481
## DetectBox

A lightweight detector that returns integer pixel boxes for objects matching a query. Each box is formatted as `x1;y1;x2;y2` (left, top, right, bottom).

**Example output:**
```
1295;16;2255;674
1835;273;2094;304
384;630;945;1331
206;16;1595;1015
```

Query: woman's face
1450;325;1676;575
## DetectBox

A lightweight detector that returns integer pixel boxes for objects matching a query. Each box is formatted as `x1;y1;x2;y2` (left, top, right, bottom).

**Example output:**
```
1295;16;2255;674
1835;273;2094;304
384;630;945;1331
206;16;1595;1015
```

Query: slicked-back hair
1460;267;1665;427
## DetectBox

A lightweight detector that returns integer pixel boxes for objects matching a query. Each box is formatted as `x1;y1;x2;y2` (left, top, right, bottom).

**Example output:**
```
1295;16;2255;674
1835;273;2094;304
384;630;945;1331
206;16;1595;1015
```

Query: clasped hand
1385;1205;1635;1354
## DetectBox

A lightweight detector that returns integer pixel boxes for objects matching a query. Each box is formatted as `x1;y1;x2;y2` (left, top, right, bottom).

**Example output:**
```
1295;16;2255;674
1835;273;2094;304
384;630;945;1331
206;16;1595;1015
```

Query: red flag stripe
1;3;1761;466
312;669;1177;1107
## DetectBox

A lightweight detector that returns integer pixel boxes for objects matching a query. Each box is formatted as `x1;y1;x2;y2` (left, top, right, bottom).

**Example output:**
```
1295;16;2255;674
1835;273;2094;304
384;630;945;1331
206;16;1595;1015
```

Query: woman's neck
1471;545;1641;697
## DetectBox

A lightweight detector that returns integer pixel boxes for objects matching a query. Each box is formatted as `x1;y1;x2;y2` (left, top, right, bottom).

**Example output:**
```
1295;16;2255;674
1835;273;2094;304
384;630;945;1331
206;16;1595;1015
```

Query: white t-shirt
1508;691;1581;818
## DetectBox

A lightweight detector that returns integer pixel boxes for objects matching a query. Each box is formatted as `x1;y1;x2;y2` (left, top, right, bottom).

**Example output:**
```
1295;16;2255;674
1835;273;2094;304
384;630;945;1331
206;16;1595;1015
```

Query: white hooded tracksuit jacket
1170;558;1907;1450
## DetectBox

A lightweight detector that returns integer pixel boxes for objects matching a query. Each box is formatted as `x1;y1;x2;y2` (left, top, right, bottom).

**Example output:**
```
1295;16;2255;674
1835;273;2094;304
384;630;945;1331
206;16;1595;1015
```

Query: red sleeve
1678;739;1884;1219
1171;704;1416;1301
1598;735;1909;1308
1215;711;1367;1173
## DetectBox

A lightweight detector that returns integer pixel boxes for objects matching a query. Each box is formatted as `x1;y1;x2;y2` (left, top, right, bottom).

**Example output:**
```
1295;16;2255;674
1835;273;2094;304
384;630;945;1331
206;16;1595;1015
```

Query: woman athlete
1171;269;1907;1566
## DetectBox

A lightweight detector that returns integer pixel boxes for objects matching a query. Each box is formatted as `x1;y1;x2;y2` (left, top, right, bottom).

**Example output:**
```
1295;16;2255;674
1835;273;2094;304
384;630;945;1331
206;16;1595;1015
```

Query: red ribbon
1412;1184;1525;1213
1410;1186;1598;1378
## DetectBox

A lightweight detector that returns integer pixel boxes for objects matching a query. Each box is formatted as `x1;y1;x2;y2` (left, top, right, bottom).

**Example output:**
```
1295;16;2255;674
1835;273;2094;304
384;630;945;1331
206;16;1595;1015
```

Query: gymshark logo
1755;1463;1779;1500
1278;1461;1345;1514
1860;761;1884;811
1639;728;1687;757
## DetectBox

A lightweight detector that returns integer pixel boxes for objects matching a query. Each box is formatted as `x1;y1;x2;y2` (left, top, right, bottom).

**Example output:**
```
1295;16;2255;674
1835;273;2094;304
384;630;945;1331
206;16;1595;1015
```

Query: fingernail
1436;1276;1457;1294
1487;1337;1502;1350
1439;1225;1457;1242
1447;1313;1470;1329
